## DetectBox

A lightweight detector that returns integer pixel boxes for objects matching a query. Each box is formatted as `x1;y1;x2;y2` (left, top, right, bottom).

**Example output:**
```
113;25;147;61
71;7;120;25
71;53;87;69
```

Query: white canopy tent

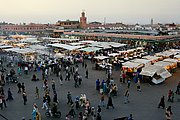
4;48;35;54
48;43;84;51
142;55;161;62
163;58;178;63
122;61;141;68
94;56;109;60
21;38;41;43
140;65;158;77
154;61;173;68
79;47;102;52
140;65;172;84
0;45;13;49
28;45;48;50
79;40;95;44
174;55;180;59
68;42;85;46
130;59;151;65
108;53;119;57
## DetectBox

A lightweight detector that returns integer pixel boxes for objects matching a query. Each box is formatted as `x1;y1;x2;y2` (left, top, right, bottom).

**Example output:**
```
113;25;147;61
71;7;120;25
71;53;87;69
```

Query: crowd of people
0;42;180;120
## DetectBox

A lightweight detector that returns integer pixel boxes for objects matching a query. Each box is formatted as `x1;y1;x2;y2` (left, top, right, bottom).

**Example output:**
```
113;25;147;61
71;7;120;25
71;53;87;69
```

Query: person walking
35;86;39;99
59;74;63;85
6;88;13;101
53;92;58;103
99;93;105;107
124;89;130;104
128;114;134;120
51;79;56;92
0;96;3;110
32;106;37;120
85;69;88;79
21;82;25;93
17;82;22;93
175;81;180;94
158;96;165;109
137;79;141;92
122;72;126;83
106;96;114;109
165;106;172;120
170;91;174;103
42;96;48;110
22;92;27;105
97;105;102;115
167;90;172;102
127;78;131;89
96;79;100;91
85;63;87;69
67;91;72;105
1;92;7;108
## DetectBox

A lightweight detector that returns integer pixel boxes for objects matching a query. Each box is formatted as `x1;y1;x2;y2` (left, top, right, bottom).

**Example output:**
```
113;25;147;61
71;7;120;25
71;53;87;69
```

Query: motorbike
7;74;18;83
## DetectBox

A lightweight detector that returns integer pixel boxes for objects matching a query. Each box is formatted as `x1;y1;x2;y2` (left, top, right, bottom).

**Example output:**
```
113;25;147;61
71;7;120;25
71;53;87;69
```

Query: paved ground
0;59;180;120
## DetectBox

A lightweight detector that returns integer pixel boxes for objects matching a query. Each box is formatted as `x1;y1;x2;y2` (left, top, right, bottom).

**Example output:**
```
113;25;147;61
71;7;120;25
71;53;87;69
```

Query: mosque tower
80;10;87;29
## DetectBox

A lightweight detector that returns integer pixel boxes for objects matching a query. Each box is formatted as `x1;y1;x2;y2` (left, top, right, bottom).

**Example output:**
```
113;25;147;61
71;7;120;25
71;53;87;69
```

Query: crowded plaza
0;36;180;120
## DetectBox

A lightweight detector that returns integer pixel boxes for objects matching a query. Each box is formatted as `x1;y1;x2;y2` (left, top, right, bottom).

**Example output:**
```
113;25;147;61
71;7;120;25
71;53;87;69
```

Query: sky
0;0;180;24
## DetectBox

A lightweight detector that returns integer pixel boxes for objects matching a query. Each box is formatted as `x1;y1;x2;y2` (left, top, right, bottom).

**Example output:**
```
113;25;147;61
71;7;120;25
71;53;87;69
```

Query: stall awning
174;55;180;59
94;56;109;60
79;47;102;52
122;61;141;68
0;45;13;49
154;61;172;68
140;65;159;77
108;53;119;57
141;65;172;78
29;45;48;50
163;58;178;63
131;59;151;65
4;48;35;54
142;55;161;61
48;43;84;50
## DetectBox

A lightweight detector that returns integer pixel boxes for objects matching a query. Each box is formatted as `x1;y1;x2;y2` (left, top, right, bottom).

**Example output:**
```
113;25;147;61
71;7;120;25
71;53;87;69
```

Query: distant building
0;23;48;32
165;23;177;31
87;22;103;29
80;11;87;29
56;20;79;29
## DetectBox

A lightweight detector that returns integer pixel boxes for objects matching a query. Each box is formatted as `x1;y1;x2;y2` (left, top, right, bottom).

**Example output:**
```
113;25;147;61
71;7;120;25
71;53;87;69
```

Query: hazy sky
0;0;180;24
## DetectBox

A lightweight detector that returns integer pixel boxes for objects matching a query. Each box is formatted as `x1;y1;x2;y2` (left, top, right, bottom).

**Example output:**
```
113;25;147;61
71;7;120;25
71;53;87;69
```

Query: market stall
140;65;172;84
4;48;36;61
153;61;177;71
142;55;163;63
163;58;178;70
93;56;110;70
130;58;151;66
155;49;180;58
174;55;180;66
122;61;143;73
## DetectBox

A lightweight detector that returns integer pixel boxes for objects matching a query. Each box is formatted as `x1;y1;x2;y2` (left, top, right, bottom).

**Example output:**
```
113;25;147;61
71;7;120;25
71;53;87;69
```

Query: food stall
155;49;180;58
130;58;151;66
140;65;172;84
153;61;177;71
4;48;36;62
142;55;163;63
93;56;110;70
13;43;28;48
174;55;180;66
163;58;178;70
122;61;143;73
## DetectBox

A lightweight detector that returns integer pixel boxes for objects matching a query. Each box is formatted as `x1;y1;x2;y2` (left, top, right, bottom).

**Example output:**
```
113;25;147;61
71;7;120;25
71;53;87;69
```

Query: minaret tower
80;10;87;29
